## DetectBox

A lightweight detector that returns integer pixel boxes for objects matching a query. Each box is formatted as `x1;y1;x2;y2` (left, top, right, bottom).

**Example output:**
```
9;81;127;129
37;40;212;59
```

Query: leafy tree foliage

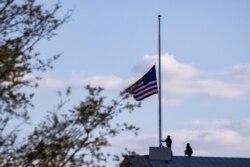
0;1;140;166
0;0;71;165
16;86;140;167
0;0;70;118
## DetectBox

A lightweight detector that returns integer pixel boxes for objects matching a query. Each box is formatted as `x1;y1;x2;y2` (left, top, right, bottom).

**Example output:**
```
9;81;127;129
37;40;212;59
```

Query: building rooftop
120;155;250;167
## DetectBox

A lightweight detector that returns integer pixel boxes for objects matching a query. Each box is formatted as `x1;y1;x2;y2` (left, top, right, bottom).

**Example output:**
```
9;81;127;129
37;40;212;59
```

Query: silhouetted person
184;143;193;157
162;135;172;148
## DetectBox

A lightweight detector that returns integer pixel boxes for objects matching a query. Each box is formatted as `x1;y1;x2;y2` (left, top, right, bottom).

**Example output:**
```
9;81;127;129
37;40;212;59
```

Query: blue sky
32;0;250;162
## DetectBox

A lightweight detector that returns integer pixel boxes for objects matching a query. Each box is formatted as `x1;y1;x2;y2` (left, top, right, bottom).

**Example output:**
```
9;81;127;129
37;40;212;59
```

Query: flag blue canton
127;65;158;101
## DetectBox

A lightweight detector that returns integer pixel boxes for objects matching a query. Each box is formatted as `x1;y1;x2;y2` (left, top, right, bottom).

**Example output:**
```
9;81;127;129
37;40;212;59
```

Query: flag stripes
133;80;158;100
127;65;158;101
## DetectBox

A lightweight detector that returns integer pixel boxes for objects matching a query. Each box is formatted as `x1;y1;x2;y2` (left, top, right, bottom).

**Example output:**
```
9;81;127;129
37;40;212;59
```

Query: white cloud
161;78;245;99
108;119;250;158
232;63;250;76
39;75;66;90
130;54;249;100
75;75;126;91
237;119;250;130
194;79;245;98
161;54;199;79
37;53;250;101
38;74;128;91
133;53;199;79
189;120;232;129
169;129;250;157
162;98;181;106
108;133;158;155
160;55;248;99
190;119;250;132
171;119;250;156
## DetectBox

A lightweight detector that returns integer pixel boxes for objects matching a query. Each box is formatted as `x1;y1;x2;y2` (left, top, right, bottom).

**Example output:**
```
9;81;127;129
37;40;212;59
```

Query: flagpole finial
158;15;161;18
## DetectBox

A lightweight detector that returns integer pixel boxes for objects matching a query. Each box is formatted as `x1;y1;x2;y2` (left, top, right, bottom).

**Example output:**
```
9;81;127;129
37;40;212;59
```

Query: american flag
126;65;158;101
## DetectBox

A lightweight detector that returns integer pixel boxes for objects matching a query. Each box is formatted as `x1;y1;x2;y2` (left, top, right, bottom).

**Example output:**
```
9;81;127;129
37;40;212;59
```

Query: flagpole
158;15;162;146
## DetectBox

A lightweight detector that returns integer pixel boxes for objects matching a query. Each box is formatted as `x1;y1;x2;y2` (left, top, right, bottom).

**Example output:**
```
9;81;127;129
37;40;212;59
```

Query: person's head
167;135;170;138
187;143;190;146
